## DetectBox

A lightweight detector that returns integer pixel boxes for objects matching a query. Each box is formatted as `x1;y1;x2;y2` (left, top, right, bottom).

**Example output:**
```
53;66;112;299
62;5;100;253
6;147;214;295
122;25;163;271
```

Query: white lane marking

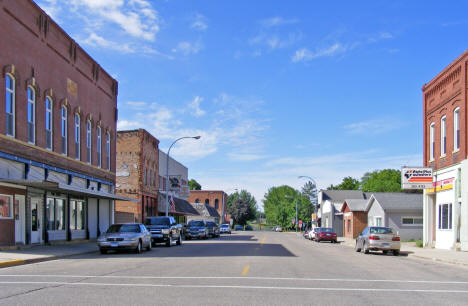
1;281;468;293
0;275;468;285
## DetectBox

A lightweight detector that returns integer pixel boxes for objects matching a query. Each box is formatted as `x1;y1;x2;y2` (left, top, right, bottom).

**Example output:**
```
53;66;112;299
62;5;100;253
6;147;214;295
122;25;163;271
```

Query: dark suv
145;216;182;247
185;220;208;240
206;221;220;238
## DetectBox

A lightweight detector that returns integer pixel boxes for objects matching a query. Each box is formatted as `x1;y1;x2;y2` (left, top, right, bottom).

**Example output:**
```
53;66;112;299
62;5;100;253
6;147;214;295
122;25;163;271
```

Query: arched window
215;199;219;209
5;74;15;137
45;97;53;150
86;120;92;164
195;199;200;203
61;106;67;155
454;107;460;151
441;116;446;156
27;86;35;144
429;123;435;161
97;126;102;167
106;132;110;170
74;114;80;160
205;199;209;205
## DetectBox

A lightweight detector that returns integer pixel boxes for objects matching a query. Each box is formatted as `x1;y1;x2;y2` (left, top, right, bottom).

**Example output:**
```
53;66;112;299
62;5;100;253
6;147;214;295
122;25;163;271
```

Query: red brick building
115;129;159;223
188;190;227;223
422;50;468;251
0;0;122;246
341;199;368;239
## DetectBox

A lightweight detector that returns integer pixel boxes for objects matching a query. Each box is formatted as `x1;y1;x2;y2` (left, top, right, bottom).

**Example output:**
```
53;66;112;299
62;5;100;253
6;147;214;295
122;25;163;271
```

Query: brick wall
188;190;226;218
423;51;467;170
0;0;117;183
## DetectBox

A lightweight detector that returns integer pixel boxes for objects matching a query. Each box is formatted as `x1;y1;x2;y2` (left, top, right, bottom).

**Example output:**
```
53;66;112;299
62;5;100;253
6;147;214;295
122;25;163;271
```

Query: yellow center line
241;265;250;276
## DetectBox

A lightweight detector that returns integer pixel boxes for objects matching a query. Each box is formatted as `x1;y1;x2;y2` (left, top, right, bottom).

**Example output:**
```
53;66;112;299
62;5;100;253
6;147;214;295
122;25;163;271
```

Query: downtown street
0;231;468;306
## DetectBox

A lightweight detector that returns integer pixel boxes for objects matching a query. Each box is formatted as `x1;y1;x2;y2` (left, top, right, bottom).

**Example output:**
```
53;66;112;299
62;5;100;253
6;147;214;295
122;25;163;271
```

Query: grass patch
415;240;423;248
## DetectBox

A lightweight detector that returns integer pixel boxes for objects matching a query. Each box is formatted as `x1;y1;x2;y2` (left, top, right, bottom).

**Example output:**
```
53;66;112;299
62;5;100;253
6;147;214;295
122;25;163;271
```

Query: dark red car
315;228;337;243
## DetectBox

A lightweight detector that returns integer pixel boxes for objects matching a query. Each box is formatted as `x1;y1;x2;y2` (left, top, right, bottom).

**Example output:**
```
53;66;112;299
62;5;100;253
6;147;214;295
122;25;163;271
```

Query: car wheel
135;241;142;254
362;242;369;254
393;250;400;256
186;237;191;240
177;235;182;246
100;249;107;254
354;242;361;252
166;236;172;247
146;241;152;251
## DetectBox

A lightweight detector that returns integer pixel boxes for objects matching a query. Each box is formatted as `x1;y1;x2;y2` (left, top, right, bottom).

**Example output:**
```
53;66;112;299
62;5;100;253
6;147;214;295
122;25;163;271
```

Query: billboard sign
401;167;433;189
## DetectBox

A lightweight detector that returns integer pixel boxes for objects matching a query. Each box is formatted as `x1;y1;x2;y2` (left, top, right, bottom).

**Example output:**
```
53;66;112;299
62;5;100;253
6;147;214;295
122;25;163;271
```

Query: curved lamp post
165;136;201;216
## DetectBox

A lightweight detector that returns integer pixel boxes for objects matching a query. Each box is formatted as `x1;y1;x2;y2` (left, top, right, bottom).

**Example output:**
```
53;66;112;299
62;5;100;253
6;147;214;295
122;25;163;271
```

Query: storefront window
71;200;85;230
46;198;66;230
438;203;452;230
0;195;12;218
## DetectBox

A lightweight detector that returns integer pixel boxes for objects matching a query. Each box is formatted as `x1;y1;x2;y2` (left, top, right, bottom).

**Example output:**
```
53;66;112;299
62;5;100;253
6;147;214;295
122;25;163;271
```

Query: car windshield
145;218;170;226
206;222;216;226
318;228;334;233
369;227;394;234
107;224;140;233
188;220;205;227
220;224;229;228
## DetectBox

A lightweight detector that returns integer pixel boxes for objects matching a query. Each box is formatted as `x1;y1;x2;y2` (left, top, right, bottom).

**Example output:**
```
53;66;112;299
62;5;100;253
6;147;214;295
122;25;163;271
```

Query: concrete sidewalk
0;242;98;268
338;236;468;268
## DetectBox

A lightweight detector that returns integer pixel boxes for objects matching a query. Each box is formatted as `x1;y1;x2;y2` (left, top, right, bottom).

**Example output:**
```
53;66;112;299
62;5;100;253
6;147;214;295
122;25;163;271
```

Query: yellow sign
426;183;453;194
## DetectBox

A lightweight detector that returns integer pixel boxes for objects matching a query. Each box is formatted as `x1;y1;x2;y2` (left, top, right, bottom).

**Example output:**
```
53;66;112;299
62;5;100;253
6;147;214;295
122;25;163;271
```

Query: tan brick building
188;190;227;223
115;129;159;223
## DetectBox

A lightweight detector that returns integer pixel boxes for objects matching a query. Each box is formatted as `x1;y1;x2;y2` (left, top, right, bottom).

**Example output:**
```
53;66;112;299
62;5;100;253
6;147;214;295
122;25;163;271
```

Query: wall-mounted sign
425;178;454;194
401;167;433;189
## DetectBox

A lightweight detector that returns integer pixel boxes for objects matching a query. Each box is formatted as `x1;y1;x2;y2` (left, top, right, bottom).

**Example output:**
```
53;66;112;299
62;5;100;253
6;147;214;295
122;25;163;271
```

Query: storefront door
30;198;42;244
14;195;25;244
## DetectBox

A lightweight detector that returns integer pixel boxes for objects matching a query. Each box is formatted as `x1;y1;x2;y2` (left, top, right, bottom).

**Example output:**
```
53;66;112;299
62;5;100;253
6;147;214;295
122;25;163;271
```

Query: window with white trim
429;123;435;160
441;116;446;156
375;217;382;227
438;203;452;230
61;106;67;155
106;132;110;170
45;97;53;150
0;194;13;219
5;74;15;137
97;127;102;168
74;114;80;160
454;107;460;151
27;86;35;144
402;216;423;225
86;120;92;164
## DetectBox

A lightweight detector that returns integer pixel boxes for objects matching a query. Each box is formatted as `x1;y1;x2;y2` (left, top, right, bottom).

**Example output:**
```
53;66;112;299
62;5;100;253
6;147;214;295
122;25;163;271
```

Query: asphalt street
0;231;468;305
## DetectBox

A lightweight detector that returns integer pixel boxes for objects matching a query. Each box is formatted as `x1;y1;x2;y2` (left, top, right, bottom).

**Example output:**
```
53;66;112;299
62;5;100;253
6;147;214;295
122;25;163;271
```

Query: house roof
321;190;367;203
190;203;220;218
343;199;368;212
369;193;423;211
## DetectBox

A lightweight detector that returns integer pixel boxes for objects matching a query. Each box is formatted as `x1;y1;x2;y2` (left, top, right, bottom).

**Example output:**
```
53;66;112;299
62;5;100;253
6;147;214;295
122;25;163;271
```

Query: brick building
115;129;159;223
341;199;368;239
0;0;126;246
422;50;468;251
188;190;227;223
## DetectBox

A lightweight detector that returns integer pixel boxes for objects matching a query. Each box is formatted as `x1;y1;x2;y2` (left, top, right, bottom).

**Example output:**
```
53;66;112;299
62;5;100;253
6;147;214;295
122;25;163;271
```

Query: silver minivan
354;226;401;256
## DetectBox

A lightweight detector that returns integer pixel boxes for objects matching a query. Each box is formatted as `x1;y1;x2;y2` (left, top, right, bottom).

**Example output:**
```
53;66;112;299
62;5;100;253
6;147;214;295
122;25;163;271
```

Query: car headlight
161;229;170;234
97;237;106;242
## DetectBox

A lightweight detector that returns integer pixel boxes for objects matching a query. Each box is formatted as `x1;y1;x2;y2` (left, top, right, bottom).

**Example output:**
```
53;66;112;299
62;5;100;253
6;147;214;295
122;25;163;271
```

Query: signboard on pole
292;218;295;224
401;167;433;189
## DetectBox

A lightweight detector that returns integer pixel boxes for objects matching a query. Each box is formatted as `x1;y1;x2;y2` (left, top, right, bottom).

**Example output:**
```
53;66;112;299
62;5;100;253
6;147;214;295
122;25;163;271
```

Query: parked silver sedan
354;226;401;256
97;223;152;254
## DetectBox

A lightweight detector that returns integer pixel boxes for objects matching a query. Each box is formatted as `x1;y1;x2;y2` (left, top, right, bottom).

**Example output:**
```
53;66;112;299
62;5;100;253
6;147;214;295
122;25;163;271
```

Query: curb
0;250;98;269
407;253;468;269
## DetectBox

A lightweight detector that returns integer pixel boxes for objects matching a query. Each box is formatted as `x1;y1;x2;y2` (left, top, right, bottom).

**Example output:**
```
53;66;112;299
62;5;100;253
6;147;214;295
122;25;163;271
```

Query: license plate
110;243;118;247
153;234;163;238
326;234;331;236
382;243;390;248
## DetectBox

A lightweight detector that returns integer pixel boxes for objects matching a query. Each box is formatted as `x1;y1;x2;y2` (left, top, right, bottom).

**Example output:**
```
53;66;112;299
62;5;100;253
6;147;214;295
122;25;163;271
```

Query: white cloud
250;31;303;51
188;96;206;117
191;13;208;31
172;41;203;56
125;101;148;109
117;120;140;130
344;118;404;135
81;32;135;53
292;43;345;62
260;17;299;27
228;153;268;161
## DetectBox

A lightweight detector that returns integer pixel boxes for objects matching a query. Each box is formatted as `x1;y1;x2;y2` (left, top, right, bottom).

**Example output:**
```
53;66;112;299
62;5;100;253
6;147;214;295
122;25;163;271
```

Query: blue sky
37;0;468;207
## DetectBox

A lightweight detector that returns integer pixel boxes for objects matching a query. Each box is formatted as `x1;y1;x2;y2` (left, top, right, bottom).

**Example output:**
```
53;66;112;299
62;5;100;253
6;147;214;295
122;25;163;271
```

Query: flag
170;196;176;213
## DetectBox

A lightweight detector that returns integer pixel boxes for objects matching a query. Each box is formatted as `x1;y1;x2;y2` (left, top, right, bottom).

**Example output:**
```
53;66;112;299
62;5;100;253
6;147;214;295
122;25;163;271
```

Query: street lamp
165;136;201;216
298;175;318;228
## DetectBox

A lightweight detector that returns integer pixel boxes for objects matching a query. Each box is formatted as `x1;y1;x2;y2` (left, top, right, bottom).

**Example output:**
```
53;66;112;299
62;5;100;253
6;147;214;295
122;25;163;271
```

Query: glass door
14;195;25;244
30;198;42;244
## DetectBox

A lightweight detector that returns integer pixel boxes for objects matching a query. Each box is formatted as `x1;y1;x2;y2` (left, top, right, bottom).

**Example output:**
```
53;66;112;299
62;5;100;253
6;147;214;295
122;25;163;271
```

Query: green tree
188;179;201;190
229;198;256;226
263;185;312;229
360;169;401;192
301;181;317;213
327;176;360;190
226;190;257;216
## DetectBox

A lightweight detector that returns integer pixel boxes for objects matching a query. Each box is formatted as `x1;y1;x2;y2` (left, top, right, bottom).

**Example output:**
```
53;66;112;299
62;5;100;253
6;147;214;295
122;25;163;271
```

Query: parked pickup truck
144;216;182;247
